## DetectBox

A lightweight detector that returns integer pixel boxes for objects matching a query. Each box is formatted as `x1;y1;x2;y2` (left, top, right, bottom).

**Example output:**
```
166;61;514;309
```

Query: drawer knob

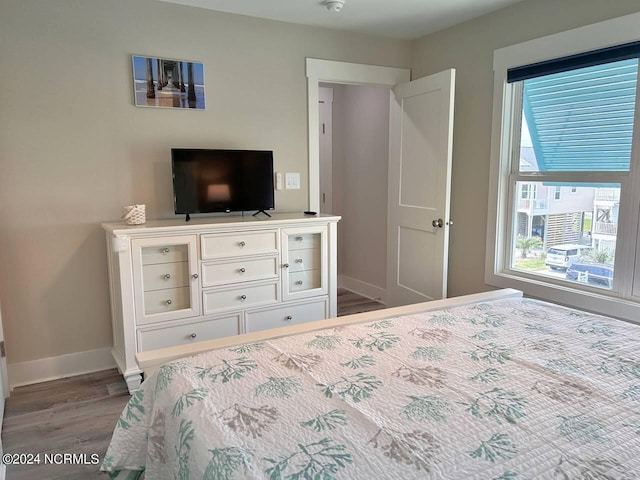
239;241;246;247
163;274;171;280
295;236;303;241
283;263;289;269
295;280;303;285
285;315;293;321
239;267;246;273
295;258;303;263
162;248;170;254
240;294;247;300
189;332;197;339
192;273;199;279
165;299;172;305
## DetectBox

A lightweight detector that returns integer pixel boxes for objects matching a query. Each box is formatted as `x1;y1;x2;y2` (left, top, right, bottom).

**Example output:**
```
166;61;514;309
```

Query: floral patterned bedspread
101;298;640;479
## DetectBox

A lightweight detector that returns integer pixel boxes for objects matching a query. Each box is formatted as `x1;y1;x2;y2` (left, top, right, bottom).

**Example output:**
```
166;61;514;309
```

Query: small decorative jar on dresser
102;213;340;392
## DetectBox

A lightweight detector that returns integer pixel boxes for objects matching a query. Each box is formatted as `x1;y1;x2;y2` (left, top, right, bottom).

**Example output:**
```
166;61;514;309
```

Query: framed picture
132;55;205;110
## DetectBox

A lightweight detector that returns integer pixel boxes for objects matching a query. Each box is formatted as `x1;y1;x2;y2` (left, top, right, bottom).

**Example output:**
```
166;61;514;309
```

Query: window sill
485;270;640;326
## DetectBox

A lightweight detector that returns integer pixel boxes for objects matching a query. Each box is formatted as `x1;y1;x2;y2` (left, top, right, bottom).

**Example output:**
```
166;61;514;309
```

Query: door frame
306;58;410;212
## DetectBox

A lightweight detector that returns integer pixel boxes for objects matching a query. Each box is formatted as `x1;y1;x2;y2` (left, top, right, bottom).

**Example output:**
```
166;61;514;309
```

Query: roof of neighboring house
520;146;538;172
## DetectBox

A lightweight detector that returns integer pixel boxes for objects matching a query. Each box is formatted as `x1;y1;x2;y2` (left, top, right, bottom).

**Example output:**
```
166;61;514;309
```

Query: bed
101;289;640;479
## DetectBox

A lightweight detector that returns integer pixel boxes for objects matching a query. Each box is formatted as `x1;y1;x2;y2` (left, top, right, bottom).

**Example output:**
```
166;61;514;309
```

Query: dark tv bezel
171;148;275;215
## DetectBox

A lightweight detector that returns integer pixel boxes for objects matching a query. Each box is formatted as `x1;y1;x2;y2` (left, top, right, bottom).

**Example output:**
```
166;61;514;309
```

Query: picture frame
131;55;205;110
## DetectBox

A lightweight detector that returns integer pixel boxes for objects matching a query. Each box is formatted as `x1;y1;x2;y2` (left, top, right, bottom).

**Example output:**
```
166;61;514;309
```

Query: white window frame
486;12;640;323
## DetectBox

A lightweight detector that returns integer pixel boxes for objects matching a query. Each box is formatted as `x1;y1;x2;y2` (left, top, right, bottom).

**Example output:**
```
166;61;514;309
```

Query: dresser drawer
201;231;278;260
137;314;241;352
288;270;321;292
287;233;320;251
203;281;279;314
141;244;189;265
245;299;327;333
142;261;189;291
143;287;191;317
287;248;320;273
202;256;278;287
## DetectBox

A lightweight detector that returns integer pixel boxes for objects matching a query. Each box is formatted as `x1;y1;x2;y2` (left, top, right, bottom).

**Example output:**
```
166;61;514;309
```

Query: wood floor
337;288;386;316
1;290;384;478
2;369;130;479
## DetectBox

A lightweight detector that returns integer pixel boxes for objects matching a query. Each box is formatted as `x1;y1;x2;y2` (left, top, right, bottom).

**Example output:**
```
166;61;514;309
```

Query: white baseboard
338;274;387;305
8;347;116;390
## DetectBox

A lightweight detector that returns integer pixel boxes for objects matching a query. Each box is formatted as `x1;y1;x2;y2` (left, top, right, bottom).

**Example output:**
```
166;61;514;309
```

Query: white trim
487;11;640;323
306;58;410;212
7;347;116;389
493;12;640;72
338;274;387;305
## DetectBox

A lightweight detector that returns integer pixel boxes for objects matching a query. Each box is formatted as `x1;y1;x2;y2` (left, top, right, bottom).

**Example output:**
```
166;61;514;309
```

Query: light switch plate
275;172;283;190
285;173;300;190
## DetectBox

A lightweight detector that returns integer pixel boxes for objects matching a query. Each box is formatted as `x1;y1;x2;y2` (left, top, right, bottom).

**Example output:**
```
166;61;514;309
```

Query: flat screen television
172;149;275;219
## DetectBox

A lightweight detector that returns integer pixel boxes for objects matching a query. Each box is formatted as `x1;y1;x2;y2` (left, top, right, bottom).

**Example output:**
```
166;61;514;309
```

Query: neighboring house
592;187;619;252
517;147;595;249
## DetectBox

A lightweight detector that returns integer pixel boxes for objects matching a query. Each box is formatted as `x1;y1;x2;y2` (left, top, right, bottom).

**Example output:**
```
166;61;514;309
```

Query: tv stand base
252;210;272;217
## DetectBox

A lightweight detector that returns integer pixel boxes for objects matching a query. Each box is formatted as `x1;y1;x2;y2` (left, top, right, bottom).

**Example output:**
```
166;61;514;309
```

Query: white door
387;69;455;307
319;87;333;214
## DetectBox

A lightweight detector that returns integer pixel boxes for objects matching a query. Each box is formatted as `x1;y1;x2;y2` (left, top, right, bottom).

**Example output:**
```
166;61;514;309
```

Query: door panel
387;69;455;306
399;89;442;208
398;226;435;294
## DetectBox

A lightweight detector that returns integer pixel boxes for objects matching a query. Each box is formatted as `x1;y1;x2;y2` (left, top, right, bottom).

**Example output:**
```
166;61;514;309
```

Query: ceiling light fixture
325;0;345;12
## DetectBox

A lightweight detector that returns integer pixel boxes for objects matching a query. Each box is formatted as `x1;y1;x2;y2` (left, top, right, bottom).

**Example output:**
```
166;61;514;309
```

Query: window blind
507;40;640;83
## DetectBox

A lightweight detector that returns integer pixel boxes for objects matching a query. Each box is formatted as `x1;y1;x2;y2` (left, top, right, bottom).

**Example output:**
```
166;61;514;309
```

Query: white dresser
103;214;340;392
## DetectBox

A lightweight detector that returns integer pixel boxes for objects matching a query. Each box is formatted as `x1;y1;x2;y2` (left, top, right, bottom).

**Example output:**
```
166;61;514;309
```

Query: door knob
432;218;444;228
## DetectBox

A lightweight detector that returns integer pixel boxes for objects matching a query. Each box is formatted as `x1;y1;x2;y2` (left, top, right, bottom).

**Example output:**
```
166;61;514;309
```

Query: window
520;183;537;199
488;13;640;322
508;58;634;290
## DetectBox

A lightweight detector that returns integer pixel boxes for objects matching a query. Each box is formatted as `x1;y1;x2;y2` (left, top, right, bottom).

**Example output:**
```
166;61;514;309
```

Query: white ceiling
158;0;526;40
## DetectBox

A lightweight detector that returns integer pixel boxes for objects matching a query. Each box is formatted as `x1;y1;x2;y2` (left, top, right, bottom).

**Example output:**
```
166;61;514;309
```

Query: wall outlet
285;173;300;190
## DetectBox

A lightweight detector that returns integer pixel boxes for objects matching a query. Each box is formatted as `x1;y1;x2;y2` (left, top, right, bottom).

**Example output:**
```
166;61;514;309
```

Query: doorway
306;59;455;308
319;82;391;305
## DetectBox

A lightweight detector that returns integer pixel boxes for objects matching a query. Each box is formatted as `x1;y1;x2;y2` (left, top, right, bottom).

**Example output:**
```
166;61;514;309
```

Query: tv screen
172;149;275;215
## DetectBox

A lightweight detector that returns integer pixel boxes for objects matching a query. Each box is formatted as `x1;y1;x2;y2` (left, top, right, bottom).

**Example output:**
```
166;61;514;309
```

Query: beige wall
0;0;410;365
411;0;640;297
329;84;389;291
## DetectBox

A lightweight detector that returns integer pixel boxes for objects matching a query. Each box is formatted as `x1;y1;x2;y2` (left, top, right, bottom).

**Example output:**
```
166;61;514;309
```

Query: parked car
566;261;614;288
545;244;592;270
